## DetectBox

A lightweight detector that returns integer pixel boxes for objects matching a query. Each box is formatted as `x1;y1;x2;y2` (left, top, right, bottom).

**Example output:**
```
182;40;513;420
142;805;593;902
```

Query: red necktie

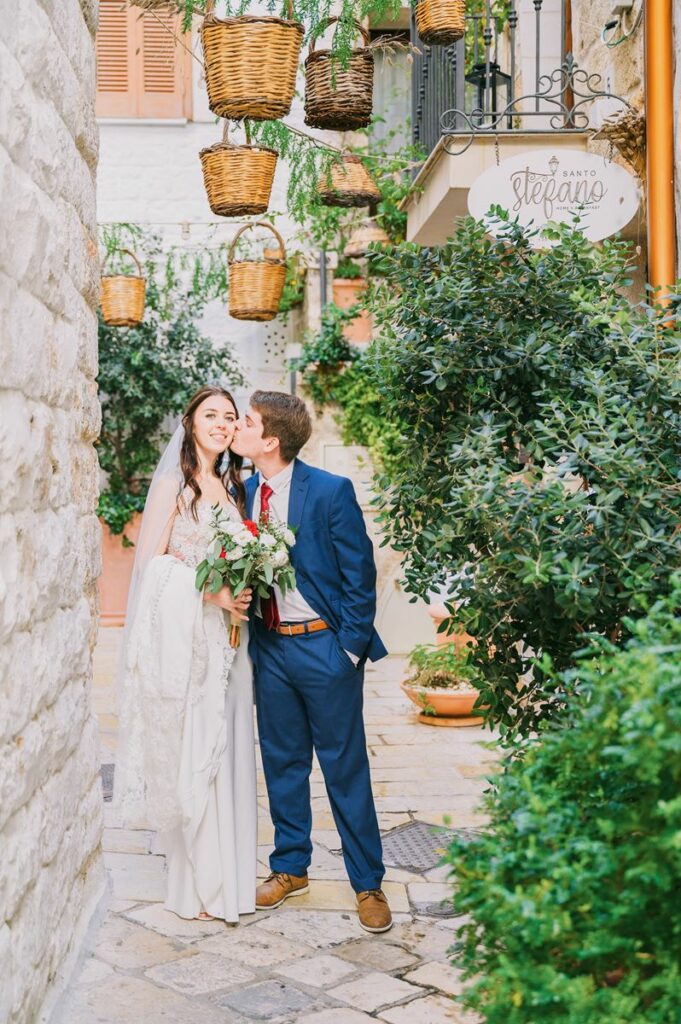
259;483;280;630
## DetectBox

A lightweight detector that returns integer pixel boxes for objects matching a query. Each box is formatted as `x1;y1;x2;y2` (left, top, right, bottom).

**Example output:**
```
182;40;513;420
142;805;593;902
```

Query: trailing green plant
446;580;681;1023
366;213;681;738
278;254;307;317
172;0;402;60
97;225;245;536
251;120;423;249
289;302;358;405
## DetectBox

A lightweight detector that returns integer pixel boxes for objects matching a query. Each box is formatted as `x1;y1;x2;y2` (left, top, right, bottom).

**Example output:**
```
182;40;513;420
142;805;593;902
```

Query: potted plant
333;258;371;343
401;643;485;727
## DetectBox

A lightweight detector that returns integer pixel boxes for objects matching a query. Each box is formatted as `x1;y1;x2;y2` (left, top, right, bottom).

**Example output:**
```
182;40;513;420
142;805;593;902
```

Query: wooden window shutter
96;1;192;119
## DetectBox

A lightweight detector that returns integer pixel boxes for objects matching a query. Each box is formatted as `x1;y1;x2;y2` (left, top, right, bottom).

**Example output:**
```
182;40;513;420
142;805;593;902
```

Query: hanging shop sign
467;148;640;245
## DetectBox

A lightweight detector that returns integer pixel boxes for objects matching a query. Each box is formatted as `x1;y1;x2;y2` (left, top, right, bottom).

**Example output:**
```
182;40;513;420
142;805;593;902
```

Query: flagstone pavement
56;628;497;1024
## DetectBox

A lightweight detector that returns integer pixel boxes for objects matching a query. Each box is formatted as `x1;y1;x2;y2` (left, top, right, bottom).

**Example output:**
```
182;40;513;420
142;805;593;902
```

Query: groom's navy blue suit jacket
244;458;388;666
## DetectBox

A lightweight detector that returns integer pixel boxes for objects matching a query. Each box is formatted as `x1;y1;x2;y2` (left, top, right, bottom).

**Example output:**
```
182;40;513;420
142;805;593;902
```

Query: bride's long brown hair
180;385;246;520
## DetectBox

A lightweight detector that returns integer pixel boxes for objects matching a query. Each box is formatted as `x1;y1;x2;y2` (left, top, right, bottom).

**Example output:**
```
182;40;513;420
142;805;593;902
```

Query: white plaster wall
0;1;105;1020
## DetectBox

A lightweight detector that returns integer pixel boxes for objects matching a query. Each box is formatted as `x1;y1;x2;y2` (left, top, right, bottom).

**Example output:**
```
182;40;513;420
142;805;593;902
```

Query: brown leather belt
275;618;329;637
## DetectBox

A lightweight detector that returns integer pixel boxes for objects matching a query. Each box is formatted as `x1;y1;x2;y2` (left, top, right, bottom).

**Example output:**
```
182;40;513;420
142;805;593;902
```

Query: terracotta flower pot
98;514;142;627
332;277;372;343
401;682;484;727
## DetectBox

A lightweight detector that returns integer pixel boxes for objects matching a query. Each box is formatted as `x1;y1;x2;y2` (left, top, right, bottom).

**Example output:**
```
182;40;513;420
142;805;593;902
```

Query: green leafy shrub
97;226;245;536
367;214;681;736
446;581;681;1024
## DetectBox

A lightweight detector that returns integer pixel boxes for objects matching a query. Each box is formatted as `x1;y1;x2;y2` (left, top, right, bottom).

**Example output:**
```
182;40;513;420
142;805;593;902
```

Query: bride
112;385;257;922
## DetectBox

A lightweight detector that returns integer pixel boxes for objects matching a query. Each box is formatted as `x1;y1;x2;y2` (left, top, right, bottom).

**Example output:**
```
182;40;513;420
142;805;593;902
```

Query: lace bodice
167;495;241;569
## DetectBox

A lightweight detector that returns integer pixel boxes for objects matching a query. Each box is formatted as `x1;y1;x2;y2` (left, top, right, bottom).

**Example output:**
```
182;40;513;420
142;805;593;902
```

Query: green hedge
446;582;681;1023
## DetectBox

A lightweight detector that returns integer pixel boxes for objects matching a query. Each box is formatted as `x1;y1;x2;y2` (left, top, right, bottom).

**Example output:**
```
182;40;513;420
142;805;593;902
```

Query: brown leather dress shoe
357;889;393;933
256;871;309;910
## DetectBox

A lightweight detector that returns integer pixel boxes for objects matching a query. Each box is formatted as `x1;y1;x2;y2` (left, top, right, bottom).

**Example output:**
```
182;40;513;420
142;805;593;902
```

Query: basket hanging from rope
415;0;466;46
228;221;287;322
304;17;374;131
344;222;391;257
201;0;303;121
200;121;277;218
318;154;381;208
100;249;146;327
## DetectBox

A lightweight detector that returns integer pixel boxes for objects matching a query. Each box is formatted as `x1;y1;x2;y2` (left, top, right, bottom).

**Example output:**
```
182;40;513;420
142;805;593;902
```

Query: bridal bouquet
195;506;297;648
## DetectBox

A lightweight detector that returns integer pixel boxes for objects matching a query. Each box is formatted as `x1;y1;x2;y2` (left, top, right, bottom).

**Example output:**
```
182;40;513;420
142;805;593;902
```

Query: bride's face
192;395;237;459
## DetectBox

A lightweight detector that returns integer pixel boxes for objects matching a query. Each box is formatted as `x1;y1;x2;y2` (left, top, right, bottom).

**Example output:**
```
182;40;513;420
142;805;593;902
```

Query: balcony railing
411;0;629;160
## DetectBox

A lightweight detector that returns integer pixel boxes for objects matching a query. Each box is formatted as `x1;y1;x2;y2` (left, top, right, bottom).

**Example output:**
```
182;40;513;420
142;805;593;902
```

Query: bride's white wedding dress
113;493;257;922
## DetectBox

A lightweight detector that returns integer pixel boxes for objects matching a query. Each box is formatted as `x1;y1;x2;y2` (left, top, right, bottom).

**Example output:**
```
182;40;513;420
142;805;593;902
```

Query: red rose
219;547;226;559
243;519;259;537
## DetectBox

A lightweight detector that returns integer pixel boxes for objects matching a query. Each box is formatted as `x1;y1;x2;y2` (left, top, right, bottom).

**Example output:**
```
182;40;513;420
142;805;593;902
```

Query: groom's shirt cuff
344;649;360;667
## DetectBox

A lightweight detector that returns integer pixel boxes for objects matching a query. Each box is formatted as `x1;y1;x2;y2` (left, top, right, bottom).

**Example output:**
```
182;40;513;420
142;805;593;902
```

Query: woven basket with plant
199;121;277;218
318;154;381;208
228;221;287;322
415;0;466;46
201;0;303;121
100;248;146;328
304;17;374;131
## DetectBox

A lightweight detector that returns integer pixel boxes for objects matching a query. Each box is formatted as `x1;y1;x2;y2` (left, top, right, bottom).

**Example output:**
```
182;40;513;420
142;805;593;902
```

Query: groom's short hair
251;391;312;462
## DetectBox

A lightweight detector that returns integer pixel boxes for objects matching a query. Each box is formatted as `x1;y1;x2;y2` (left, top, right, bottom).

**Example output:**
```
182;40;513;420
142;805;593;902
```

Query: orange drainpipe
645;0;677;297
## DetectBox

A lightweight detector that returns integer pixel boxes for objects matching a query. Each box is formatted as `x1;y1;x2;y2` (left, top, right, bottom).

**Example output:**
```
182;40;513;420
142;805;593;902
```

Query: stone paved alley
57;629;495;1023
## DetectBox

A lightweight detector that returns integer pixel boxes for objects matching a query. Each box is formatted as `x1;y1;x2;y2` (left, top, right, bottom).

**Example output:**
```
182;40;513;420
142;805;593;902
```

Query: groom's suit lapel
245;472;259;520
288;459;310;532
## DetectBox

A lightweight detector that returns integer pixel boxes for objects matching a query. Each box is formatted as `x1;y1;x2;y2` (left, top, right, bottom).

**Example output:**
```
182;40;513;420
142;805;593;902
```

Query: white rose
260;533;277;549
282;527;295;547
223;521;244;537
268;549;288;568
235;530;255;547
225;546;244;561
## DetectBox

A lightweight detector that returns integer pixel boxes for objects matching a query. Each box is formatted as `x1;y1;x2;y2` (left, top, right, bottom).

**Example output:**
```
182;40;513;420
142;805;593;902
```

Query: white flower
268;549;288;568
235;530;256;547
225;546;244;561
222;521;244;537
282;527;295;547
260;533;277;549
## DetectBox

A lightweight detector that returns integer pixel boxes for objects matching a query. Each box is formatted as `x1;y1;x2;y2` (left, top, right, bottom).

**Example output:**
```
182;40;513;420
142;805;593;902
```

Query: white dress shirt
255;462;359;666
254;462;319;623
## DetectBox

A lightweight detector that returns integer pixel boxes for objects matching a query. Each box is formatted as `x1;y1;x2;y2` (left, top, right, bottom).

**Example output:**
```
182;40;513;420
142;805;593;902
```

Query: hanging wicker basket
304;17;374;131
415;0;466;46
228;222;287;322
344;222;391;257
318;154;381;208
201;0;303;121
200;121;277;218
100;249;146;327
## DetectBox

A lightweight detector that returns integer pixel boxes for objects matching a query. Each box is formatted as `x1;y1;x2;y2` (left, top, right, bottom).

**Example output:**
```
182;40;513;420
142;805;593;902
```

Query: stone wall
0;2;105;1022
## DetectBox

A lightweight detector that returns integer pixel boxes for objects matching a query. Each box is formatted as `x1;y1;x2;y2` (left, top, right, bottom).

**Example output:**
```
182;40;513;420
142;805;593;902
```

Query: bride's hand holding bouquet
196;506;296;647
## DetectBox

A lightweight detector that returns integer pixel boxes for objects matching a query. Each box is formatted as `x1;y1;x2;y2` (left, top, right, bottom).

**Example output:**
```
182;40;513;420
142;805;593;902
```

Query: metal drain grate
331;819;480;874
100;763;115;802
381;820;457;873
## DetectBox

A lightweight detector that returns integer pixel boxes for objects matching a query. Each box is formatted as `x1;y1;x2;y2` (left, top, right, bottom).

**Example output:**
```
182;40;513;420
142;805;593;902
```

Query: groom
231;390;392;933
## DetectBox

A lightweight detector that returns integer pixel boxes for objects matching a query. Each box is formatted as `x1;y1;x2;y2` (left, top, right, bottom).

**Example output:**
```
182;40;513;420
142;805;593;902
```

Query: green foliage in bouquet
446;581;681;1024
366;213;681;737
97;225;245;537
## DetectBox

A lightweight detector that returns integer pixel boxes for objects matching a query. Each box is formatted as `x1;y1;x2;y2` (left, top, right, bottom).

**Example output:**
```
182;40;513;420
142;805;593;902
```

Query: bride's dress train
113;495;257;922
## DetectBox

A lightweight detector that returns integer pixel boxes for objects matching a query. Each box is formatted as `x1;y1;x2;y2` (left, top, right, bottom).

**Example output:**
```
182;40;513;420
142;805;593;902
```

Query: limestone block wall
0;2;105;1021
